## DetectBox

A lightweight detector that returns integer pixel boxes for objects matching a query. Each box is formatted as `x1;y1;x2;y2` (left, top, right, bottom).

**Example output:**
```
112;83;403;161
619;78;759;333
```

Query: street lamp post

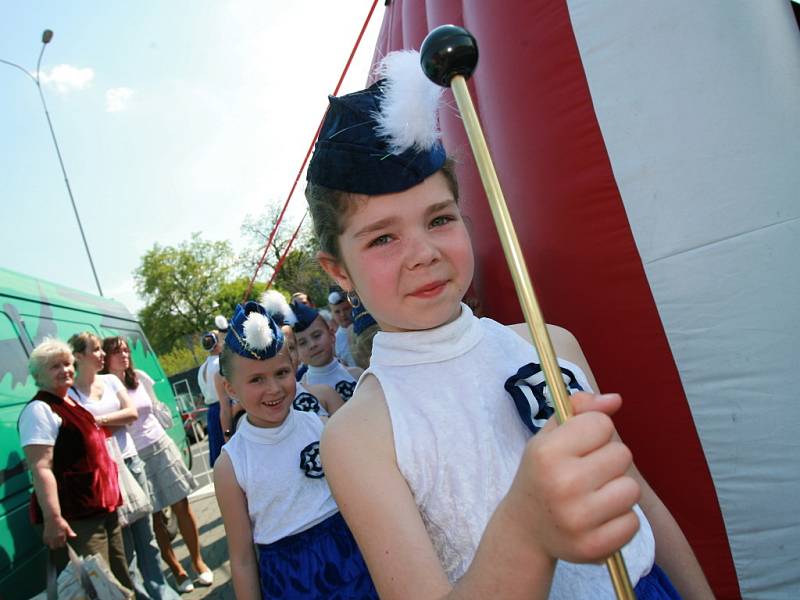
1;29;104;296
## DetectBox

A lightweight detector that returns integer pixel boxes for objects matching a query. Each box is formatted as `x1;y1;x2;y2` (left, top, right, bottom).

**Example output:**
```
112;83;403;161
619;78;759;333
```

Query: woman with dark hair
102;337;211;593
18;338;134;595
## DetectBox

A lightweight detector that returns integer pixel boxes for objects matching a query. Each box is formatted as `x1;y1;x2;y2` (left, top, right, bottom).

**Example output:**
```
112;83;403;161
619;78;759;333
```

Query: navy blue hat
225;302;284;360
292;302;320;334
307;51;446;195
351;297;377;336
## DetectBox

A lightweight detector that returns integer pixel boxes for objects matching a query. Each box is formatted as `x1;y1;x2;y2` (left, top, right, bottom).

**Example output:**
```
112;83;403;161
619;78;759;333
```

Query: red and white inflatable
370;2;800;598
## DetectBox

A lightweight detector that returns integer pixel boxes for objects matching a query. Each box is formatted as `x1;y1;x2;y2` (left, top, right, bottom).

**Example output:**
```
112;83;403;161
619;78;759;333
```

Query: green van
0;267;188;600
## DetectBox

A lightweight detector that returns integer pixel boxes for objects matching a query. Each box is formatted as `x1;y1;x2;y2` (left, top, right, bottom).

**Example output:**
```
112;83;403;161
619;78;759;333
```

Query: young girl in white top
213;302;376;599
306;51;714;599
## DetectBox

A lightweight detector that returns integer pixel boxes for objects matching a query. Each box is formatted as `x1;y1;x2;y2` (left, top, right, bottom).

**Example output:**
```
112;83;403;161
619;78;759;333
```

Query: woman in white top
68;332;180;600
102;336;211;594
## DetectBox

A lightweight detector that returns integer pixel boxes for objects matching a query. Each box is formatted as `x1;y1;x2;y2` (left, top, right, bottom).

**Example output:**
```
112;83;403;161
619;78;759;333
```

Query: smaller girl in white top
214;302;376;600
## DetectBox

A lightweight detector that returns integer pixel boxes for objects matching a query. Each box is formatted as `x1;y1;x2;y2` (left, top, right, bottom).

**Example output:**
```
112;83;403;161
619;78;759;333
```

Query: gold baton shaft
450;74;635;600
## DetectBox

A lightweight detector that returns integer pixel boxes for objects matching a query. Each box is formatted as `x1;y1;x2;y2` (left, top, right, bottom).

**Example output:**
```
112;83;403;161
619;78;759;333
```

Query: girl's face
75;339;105;374
323;171;474;333
106;342;130;373
41;354;75;394
295;317;335;367
223;351;296;428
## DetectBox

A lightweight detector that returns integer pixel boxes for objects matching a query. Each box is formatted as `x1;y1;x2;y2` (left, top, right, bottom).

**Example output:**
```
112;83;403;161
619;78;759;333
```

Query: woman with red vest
18;338;134;594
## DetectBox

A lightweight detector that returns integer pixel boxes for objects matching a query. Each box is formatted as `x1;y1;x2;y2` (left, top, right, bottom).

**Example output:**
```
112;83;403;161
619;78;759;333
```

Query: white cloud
39;64;94;93
105;87;134;112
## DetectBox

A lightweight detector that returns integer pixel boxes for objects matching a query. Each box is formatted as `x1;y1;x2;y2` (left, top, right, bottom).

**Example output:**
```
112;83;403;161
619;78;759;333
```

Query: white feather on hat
373;50;443;155
242;312;274;351
260;290;297;325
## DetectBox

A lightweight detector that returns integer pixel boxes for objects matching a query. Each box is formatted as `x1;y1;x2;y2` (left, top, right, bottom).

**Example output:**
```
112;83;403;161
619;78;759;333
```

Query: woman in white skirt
102;336;212;594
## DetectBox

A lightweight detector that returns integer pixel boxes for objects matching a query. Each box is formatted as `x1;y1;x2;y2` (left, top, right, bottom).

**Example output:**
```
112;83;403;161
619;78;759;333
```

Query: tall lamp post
1;29;104;296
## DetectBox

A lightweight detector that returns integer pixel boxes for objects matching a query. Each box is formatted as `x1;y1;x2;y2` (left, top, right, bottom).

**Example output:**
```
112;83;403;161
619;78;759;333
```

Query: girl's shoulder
321;373;393;467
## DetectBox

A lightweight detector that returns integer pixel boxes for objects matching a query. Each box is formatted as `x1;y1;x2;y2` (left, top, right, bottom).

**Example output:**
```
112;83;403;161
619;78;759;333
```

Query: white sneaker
196;570;214;586
177;577;195;593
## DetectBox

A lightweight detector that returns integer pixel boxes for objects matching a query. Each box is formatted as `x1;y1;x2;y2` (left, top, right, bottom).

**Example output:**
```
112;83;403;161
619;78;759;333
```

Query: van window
0;312;33;394
20;317;98;350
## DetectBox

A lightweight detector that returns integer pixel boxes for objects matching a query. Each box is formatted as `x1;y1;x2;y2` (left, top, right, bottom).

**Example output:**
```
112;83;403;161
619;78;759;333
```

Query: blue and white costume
362;304;678;599
223;302;377;599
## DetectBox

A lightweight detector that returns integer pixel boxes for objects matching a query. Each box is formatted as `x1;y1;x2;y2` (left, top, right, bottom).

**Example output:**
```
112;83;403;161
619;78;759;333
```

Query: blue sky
1;1;383;311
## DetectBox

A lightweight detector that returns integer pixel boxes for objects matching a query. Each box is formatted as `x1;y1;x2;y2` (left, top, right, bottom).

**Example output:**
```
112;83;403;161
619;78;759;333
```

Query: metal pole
1;30;104;296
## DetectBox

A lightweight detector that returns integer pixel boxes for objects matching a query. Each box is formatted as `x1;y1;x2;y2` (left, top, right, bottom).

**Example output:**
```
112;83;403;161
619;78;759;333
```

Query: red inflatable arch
369;2;800;598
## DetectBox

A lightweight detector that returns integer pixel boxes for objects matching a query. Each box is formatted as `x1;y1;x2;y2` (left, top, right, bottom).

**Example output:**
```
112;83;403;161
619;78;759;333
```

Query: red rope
243;0;380;302
265;211;307;291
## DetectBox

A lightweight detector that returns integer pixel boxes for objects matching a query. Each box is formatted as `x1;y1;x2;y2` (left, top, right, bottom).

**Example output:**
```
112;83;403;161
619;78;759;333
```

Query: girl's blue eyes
367;214;456;248
368;234;392;248
430;215;455;227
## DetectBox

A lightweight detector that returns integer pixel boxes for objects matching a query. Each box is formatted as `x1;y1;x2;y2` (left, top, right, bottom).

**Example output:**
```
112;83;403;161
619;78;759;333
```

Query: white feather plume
214;315;229;331
260;290;297;325
373;50;443;155
242;312;274;351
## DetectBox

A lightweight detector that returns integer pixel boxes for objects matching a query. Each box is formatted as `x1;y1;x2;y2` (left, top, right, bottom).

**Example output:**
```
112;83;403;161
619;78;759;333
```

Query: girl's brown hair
305;158;460;262
101;336;139;390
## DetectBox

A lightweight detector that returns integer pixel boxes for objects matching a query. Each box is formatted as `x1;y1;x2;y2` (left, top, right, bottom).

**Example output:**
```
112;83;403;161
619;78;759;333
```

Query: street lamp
1;29;104;296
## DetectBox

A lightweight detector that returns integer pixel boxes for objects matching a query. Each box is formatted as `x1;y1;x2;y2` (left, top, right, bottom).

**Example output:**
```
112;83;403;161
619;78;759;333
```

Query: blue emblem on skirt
257;512;378;599
504;362;584;435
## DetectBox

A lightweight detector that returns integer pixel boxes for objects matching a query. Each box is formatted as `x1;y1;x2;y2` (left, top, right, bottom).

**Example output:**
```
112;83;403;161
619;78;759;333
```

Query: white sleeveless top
362;304;655;599
222;409;338;545
303;359;358;401
294;382;330;417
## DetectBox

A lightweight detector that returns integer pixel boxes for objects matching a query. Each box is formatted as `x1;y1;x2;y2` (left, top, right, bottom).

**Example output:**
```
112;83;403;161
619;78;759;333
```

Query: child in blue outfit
305;50;714;599
213;302;376;599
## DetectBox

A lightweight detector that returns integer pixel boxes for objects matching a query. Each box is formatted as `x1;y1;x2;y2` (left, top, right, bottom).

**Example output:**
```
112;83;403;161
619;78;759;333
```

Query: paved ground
162;438;233;598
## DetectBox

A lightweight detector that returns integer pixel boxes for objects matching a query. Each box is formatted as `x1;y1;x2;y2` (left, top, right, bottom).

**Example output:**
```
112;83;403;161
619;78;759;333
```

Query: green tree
158;340;204;376
215;276;269;319
135;233;233;354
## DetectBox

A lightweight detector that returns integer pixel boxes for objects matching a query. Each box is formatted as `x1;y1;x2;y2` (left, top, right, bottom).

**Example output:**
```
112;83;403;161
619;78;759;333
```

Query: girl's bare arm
214;452;261;599
322;375;638;600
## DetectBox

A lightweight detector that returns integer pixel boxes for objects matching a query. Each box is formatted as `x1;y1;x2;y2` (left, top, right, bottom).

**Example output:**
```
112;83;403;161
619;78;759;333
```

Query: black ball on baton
420;24;479;87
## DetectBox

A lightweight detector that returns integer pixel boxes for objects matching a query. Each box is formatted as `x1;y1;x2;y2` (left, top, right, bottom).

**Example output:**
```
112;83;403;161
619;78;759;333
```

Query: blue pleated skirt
634;563;682;599
257;512;378;599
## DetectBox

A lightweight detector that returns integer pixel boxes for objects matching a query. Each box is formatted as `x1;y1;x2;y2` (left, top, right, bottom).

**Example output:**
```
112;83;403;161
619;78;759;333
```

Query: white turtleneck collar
306;357;342;378
369;304;483;367
237;407;297;445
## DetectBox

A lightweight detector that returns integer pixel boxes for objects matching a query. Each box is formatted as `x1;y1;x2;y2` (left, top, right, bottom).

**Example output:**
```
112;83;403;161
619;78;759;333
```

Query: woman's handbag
36;544;131;600
141;376;174;430
107;438;152;527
